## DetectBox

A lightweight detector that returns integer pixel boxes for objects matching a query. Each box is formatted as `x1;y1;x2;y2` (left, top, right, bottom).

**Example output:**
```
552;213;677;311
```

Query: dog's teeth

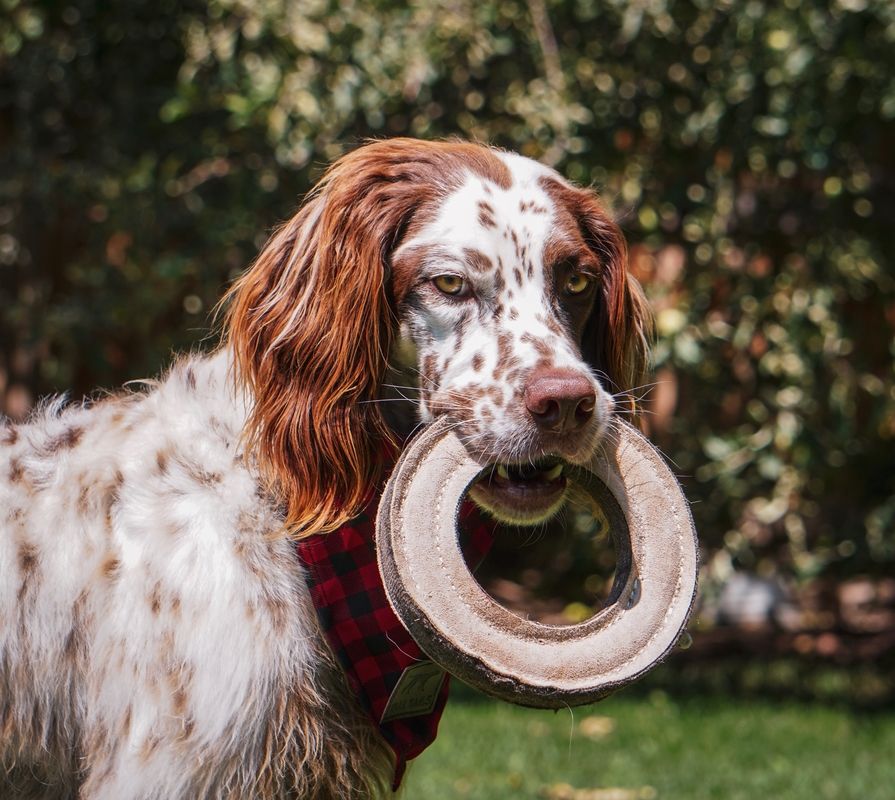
496;465;510;480
544;463;564;481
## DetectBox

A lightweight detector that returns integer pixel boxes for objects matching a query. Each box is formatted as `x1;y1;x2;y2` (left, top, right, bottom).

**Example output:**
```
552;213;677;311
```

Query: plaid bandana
297;489;495;789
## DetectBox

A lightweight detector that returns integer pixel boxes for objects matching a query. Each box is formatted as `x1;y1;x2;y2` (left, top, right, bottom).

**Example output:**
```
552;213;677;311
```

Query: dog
0;138;651;798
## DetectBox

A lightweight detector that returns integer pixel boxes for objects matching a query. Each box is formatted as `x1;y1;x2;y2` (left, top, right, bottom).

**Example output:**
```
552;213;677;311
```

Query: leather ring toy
376;417;699;708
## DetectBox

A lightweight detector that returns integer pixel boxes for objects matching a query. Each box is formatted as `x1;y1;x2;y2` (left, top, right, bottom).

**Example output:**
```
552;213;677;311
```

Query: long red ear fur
557;186;653;411
579;195;654;404
222;139;510;535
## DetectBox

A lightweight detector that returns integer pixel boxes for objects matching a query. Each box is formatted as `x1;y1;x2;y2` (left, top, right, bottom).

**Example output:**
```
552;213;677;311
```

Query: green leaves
2;0;893;580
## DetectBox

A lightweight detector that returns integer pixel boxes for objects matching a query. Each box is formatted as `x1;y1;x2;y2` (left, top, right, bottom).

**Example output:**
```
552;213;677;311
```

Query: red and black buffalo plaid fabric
297;490;495;788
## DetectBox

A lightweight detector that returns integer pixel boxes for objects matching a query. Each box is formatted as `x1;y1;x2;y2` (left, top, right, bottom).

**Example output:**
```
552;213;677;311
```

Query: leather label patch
380;661;446;723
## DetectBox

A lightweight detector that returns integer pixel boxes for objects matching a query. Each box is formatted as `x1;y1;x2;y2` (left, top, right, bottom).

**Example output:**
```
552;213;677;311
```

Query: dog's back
0;353;391;799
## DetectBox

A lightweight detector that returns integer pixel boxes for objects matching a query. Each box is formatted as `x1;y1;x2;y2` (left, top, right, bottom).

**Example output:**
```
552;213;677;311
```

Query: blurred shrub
1;0;893;580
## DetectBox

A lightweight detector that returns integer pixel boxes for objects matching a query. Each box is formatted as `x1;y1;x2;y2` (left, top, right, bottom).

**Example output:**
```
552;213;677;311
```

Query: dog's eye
433;275;467;296
564;272;593;296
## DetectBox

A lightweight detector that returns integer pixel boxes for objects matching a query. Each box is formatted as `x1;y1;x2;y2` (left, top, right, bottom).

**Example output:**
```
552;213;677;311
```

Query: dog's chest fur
0;352;391;799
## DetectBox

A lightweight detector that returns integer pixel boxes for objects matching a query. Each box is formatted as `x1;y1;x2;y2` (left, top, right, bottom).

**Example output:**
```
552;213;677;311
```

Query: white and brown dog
0;139;651;798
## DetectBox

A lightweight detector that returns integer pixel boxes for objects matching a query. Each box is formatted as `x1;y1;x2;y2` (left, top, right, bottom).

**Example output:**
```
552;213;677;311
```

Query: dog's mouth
467;457;569;525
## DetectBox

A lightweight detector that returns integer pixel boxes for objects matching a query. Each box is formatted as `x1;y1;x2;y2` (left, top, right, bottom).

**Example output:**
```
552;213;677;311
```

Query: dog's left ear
571;189;654;407
223;142;433;535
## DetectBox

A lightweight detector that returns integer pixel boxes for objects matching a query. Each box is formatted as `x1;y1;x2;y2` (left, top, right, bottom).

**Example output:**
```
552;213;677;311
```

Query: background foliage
2;0;893;620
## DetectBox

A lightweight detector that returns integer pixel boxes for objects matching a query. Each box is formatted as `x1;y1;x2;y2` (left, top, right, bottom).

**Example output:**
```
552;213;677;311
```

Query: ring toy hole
461;466;633;625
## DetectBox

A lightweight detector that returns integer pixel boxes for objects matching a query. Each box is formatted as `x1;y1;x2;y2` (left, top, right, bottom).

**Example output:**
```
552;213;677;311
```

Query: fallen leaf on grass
578;715;616;739
541;783;657;800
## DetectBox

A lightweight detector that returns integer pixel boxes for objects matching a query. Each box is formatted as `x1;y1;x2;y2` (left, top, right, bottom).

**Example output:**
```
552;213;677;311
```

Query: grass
403;682;895;800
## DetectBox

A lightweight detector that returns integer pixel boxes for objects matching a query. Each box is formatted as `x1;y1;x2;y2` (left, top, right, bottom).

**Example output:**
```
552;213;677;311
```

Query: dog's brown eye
564;272;593;295
433;275;467;296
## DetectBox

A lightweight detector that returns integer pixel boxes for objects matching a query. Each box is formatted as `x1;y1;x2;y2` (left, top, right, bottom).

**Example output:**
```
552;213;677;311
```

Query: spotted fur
0;139;650;798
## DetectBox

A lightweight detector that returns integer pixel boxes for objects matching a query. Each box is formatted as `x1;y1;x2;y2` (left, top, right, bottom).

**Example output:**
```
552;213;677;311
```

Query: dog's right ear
222;153;415;536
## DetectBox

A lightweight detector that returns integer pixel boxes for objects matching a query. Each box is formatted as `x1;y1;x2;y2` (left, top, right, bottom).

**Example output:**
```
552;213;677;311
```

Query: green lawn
404;685;895;800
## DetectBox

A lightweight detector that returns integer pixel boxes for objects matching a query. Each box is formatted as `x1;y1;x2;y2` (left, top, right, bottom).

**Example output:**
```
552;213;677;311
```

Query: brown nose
524;369;597;434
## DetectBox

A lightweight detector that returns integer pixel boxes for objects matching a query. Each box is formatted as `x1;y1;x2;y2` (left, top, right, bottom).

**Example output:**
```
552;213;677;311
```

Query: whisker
358;397;422;405
608;416;681;470
616;380;663;396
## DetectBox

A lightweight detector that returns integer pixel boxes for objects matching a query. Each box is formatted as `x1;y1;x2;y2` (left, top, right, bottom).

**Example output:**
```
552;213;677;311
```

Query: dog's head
225;139;651;534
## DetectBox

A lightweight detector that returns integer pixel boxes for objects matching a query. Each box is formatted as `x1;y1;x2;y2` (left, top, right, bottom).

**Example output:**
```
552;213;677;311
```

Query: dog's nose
524;369;597;434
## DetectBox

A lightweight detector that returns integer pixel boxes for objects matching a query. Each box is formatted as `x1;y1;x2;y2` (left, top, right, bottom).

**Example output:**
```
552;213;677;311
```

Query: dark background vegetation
2;0;894;689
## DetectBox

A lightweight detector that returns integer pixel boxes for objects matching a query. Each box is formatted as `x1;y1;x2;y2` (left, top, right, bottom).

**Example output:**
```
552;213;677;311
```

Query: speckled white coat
0;354;391;799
